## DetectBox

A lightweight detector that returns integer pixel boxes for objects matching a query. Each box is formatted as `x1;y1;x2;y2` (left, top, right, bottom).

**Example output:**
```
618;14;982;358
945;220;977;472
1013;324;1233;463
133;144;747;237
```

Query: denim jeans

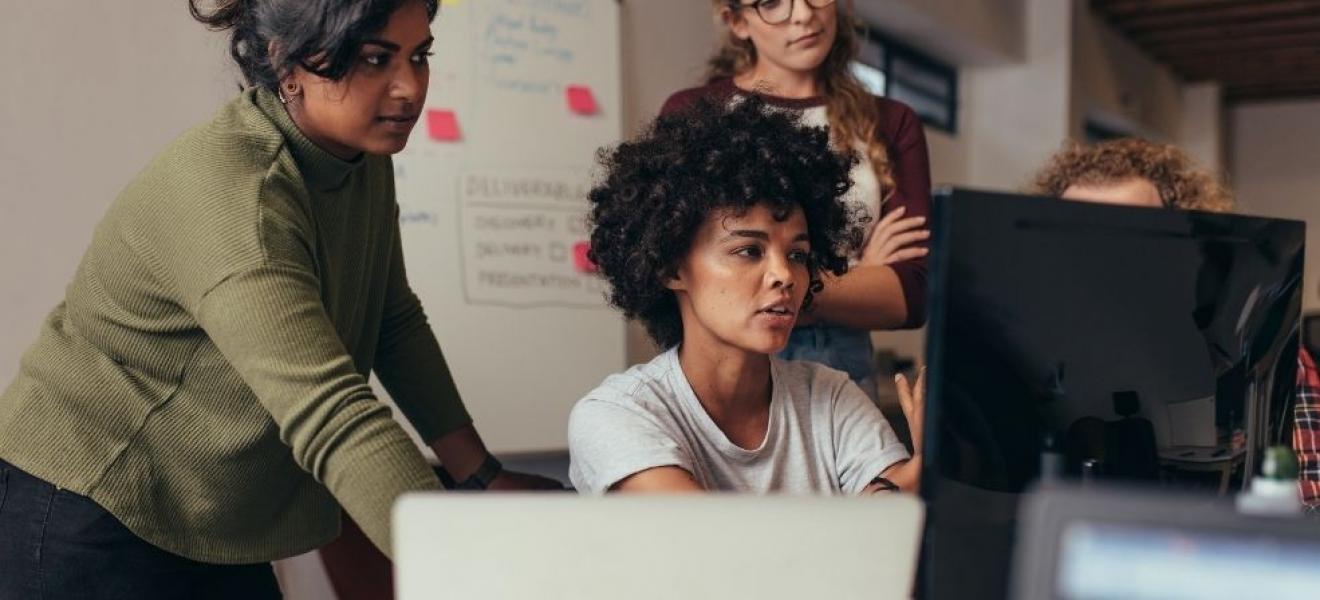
0;459;281;600
778;325;879;403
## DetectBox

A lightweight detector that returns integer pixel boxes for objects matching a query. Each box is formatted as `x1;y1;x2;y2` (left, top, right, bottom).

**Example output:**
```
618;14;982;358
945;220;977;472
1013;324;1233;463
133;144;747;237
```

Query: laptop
394;494;924;600
1011;484;1320;600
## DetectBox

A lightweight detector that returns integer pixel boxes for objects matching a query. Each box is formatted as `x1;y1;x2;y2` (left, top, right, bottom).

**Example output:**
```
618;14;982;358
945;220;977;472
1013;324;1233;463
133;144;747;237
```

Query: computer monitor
919;188;1304;600
1012;484;1320;600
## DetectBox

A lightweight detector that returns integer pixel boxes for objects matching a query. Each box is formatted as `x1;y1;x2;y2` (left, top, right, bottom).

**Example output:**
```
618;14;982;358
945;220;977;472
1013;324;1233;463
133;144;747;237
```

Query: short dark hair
588;96;866;349
189;0;439;92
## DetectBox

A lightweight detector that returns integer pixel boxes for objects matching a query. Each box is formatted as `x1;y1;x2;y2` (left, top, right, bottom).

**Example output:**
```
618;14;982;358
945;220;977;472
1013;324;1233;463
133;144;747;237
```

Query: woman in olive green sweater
0;0;557;597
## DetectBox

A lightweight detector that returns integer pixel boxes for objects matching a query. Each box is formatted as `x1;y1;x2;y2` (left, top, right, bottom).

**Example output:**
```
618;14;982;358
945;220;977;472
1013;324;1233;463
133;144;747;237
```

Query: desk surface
1158;445;1247;464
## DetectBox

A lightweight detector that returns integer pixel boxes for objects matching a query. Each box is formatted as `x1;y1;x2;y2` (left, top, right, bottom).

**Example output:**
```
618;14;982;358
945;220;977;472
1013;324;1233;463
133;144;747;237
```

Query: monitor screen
919;189;1304;600
1056;521;1320;599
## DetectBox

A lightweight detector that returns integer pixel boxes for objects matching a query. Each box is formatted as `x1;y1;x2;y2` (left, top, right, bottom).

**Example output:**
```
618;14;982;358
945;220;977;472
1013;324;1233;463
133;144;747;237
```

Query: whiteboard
386;0;624;454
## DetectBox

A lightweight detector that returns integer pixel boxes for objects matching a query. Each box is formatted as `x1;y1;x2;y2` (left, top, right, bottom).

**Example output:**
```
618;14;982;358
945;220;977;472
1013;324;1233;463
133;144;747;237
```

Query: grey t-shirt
568;348;910;494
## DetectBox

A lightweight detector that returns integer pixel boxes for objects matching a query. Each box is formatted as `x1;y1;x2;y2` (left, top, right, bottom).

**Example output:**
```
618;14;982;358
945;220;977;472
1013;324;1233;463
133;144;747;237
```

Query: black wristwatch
454;454;504;490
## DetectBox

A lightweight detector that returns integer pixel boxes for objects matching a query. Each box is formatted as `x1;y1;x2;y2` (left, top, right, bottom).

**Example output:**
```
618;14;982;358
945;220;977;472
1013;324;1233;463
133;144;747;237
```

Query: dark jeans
0;460;281;600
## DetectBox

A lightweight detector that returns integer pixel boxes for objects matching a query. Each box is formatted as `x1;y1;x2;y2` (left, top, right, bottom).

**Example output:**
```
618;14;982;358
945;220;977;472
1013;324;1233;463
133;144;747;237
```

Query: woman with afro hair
568;96;924;495
660;0;934;406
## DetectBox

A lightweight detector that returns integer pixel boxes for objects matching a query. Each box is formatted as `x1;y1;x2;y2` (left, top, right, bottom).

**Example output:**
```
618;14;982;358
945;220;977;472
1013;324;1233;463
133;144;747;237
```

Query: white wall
854;0;1025;66
961;0;1074;191
1181;82;1225;173
1068;1;1224;176
1071;0;1184;141
621;0;721;135
1230;99;1320;313
0;1;236;384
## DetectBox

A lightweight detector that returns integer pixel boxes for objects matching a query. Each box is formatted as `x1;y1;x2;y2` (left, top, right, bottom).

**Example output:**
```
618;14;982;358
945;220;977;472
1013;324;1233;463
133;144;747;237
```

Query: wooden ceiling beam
1093;0;1254;16
1172;51;1320;67
1179;69;1320;85
1182;66;1320;86
1093;0;1320;102
1228;81;1320;92
1191;70;1320;86
1097;1;1320;32
1128;15;1320;45
1226;82;1320;102
1151;43;1320;63
1185;80;1320;93
1173;57;1320;77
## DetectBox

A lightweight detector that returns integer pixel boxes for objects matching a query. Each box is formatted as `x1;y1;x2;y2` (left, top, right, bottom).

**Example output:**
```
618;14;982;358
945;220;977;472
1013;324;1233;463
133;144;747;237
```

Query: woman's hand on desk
858;206;929;268
428;425;565;490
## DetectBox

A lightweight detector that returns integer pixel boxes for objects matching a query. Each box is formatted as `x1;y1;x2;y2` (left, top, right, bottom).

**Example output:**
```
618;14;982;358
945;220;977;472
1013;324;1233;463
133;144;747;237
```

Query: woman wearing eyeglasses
661;0;933;408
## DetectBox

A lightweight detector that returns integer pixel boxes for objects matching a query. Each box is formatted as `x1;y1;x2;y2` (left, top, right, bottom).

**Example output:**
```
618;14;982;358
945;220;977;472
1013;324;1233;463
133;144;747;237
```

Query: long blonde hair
707;0;896;201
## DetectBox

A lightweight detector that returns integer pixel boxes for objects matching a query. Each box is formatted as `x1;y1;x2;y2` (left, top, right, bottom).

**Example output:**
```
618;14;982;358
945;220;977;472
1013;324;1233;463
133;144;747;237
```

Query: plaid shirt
1295;348;1320;511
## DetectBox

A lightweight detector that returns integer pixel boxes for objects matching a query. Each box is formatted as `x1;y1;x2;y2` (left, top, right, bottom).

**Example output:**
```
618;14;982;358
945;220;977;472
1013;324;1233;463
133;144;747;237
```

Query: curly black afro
587;95;867;349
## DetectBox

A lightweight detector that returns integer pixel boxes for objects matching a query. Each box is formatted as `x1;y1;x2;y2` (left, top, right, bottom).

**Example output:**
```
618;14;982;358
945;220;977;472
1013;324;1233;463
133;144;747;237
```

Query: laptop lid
394;494;924;600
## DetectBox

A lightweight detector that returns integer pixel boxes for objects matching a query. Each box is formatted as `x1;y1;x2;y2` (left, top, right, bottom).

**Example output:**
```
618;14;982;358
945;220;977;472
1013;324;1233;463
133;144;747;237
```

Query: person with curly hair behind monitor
1035;138;1233;212
568;97;924;495
1035;137;1318;512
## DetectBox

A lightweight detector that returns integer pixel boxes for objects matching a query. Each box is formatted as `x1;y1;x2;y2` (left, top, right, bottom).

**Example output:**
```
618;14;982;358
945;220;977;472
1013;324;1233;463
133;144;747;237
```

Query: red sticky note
566;85;599;116
426;109;462;142
572;241;597;273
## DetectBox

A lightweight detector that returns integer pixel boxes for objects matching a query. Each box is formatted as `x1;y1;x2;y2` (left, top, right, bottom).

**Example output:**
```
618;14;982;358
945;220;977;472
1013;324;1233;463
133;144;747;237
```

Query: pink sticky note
426;109;462;142
565;85;599;116
572;241;597;273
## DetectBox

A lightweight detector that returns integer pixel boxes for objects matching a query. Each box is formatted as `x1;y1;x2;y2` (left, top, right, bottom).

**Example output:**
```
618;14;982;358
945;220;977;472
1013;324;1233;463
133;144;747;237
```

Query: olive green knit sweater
0;87;469;563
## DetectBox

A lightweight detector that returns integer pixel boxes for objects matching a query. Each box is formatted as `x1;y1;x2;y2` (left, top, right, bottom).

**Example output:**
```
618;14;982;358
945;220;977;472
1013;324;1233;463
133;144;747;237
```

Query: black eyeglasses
734;0;837;26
